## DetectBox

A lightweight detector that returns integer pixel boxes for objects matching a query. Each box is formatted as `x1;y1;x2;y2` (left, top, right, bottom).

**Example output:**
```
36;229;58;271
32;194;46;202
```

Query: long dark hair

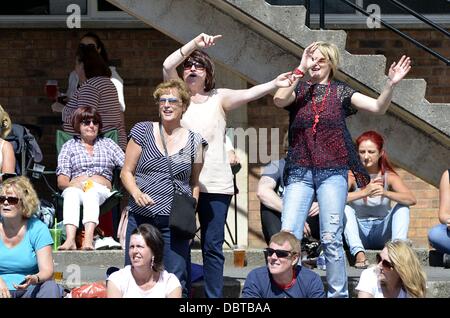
76;45;111;79
81;32;109;64
131;224;164;272
356;130;397;175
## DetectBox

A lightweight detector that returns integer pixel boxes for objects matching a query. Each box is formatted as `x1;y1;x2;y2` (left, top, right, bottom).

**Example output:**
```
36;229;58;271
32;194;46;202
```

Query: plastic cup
233;248;246;267
53;271;63;284
45;80;59;101
49;228;62;251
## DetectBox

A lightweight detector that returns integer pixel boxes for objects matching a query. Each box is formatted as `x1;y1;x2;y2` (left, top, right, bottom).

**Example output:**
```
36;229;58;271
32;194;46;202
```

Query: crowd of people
0;31;447;299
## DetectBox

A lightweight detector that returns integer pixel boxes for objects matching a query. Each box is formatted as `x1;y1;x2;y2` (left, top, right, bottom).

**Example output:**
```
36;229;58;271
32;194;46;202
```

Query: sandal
354;259;369;269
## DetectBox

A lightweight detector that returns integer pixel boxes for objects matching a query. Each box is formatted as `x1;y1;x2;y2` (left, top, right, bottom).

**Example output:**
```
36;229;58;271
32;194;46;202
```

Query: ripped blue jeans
282;168;348;298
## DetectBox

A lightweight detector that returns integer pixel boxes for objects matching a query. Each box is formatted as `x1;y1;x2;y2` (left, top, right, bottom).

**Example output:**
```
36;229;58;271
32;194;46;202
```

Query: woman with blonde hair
273;40;411;297
0;176;62;298
356;240;426;298
0;105;15;178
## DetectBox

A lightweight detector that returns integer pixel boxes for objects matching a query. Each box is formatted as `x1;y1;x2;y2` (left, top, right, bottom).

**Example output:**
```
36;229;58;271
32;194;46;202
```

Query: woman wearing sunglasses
356;240;426;298
163;33;291;298
241;231;324;298
344;131;416;269
0;105;16;180
57;107;124;251
60;44;127;150
0;176;62;298
120;79;207;297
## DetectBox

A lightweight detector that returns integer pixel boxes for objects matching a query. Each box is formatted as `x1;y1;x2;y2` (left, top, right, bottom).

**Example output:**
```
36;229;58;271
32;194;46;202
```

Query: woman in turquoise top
0;176;62;298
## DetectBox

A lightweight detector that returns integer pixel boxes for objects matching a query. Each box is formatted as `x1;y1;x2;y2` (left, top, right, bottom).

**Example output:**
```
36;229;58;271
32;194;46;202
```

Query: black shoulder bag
159;124;197;240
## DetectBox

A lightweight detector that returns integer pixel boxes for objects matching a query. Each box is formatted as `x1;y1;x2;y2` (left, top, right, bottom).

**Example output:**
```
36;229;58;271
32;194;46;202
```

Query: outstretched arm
220;71;292;112
351;55;411;114
163;33;222;81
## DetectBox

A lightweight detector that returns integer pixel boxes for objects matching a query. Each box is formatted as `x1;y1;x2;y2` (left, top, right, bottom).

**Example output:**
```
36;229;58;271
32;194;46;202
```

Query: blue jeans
282;168;348;298
344;203;410;256
428;224;450;254
198;192;232;298
124;212;190;297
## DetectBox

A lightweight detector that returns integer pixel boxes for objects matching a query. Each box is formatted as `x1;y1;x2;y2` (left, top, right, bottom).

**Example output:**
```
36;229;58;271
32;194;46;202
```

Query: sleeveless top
128;122;207;218
181;90;234;195
350;172;391;219
284;80;370;188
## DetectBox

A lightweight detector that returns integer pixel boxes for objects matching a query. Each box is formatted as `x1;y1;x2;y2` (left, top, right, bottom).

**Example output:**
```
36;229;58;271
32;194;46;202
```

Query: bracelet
293;68;305;77
179;47;186;58
35;274;40;284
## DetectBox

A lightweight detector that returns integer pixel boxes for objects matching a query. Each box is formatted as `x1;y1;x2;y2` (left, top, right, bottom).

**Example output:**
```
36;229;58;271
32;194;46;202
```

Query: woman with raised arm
163;33;290;298
273;41;411;298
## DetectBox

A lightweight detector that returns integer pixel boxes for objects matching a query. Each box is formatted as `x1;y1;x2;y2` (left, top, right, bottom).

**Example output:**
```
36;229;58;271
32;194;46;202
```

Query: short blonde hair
1;176;40;218
315;41;340;79
0;104;12;139
153;79;191;109
386;240;427;298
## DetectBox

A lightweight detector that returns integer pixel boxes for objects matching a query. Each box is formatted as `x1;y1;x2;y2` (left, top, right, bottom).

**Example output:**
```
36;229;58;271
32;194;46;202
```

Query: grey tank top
350;172;391;219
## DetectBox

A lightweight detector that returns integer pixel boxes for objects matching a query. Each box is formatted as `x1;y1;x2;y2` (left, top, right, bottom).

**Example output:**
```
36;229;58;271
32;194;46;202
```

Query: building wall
0;27;443;248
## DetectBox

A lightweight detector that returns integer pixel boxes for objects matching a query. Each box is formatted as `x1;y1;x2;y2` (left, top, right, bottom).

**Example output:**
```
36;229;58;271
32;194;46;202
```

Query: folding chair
52;129;123;226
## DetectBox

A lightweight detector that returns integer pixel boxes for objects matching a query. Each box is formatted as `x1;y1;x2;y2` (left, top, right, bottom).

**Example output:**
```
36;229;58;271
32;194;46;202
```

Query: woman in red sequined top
273;41;411;298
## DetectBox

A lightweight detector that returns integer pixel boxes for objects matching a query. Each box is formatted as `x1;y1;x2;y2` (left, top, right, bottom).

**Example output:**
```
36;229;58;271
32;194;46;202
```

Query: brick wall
0;28;443;248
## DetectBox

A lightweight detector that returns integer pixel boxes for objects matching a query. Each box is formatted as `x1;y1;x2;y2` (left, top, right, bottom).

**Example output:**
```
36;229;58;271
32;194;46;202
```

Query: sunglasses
183;61;206;71
159;97;180;105
79;43;97;50
0;196;20;205
376;253;394;269
81;119;100;126
264;248;294;258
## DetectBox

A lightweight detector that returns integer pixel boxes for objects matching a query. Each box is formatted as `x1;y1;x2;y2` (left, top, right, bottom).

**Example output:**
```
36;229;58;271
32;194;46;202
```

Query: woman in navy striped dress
62;45;127;150
120;79;207;297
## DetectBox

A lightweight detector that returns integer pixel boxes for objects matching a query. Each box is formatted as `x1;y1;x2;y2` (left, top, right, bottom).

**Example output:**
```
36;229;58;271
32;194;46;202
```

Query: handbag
160;123;197;240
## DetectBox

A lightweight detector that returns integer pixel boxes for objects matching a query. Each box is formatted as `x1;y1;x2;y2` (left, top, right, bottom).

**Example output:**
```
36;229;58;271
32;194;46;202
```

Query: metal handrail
314;0;450;65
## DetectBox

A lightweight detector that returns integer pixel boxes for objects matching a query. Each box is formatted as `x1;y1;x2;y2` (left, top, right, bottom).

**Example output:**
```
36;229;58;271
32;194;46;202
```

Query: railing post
305;0;310;28
319;0;325;29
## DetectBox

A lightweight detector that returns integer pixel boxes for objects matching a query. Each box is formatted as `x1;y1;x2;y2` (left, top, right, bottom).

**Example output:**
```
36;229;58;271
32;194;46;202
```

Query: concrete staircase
54;248;450;298
106;0;450;187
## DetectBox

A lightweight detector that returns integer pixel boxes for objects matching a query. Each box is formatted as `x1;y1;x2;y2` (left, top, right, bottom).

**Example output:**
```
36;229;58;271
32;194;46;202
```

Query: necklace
310;81;331;135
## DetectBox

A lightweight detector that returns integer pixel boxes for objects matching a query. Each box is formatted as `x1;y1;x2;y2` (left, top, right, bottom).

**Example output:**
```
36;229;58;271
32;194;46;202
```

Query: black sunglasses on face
376;253;393;269
264;248;294;258
183;61;206;71
81;119;99;126
0;196;20;205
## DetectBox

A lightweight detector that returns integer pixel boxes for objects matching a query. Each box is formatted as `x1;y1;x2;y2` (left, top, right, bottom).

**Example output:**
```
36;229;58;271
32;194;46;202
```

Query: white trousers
62;181;112;227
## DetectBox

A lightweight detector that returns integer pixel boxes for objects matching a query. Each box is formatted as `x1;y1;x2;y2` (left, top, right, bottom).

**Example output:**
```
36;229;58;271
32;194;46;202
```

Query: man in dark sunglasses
241;231;325;298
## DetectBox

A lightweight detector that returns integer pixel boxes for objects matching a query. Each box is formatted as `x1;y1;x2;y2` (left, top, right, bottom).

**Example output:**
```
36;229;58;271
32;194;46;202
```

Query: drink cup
45;80;59;101
233;248;246;267
49;228;62;251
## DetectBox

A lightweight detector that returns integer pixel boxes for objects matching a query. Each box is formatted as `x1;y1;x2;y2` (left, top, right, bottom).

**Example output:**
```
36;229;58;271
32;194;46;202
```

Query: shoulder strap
159;123;175;192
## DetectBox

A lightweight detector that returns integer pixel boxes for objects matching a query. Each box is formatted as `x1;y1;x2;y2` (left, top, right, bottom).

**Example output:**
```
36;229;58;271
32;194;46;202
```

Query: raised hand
274;71;297;87
388;55;411;85
194;33;223;49
298;42;319;73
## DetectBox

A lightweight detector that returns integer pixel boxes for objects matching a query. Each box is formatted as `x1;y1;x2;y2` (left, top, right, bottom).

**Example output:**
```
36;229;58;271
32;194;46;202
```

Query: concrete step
54;248;450;298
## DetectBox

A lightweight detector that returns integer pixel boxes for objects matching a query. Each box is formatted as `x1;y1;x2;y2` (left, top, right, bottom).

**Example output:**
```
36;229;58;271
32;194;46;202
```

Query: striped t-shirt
62;76;127;150
129;122;207;218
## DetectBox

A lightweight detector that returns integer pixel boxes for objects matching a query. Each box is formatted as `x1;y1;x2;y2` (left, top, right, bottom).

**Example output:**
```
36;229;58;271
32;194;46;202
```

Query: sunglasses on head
376;253;394;269
183;60;206;71
81;119;99;126
264;248;294;258
0;195;20;205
